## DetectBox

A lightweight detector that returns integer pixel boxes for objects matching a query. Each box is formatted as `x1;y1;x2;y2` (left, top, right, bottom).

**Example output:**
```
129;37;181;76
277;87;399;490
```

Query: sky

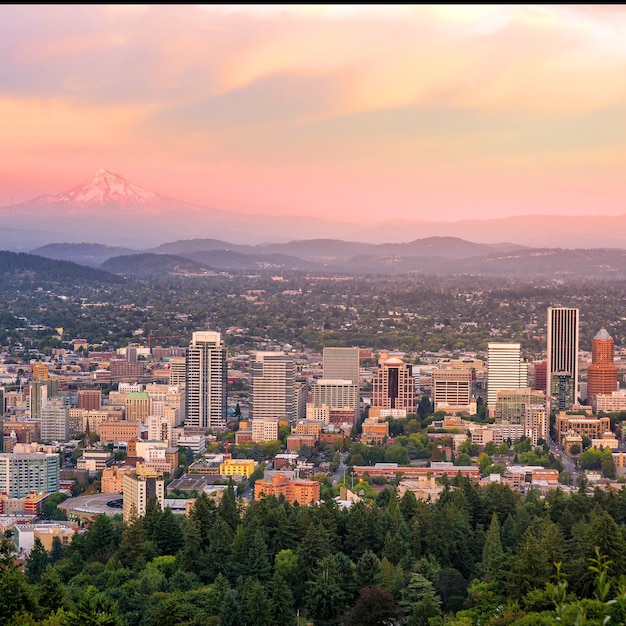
2;4;626;222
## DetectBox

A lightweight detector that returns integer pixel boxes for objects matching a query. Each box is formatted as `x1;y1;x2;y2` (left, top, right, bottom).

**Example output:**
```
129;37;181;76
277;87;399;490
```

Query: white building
487;343;528;416
185;332;227;430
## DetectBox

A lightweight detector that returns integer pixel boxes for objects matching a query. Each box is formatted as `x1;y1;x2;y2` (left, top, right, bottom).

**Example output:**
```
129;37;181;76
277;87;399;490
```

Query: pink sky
2;5;626;222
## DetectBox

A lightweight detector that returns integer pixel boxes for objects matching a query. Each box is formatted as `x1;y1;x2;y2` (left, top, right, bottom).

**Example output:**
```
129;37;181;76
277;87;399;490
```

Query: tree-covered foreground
5;479;626;625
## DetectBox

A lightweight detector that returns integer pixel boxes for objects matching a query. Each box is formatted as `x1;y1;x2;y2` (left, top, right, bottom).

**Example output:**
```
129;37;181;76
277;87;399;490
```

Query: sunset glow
2;5;626;223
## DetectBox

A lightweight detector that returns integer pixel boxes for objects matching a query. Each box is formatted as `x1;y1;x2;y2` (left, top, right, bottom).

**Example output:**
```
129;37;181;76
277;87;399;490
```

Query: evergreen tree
306;555;347;626
205;517;234;581
355;550;381;589
37;568;69;617
219;588;243;626
119;508;148;569
141;497;162;545
48;537;64;566
217;481;240;532
268;572;295;625
0;541;36;625
24;538;48;584
154;507;184;556
84;515;117;563
179;515;203;574
247;529;271;582
479;512;506;582
239;577;272;626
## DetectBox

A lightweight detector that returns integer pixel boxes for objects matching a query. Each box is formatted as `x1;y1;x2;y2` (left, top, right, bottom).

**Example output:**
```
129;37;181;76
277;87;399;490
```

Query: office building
251;352;296;424
547;307;580;412
311;379;359;422
432;369;472;411
371;353;415;413
494;388;545;423
487;343;528;415
77;390;102;411
39;397;69;441
587;329;618;402
0;453;59;498
322;347;360;385
122;464;164;522
185;332;227;431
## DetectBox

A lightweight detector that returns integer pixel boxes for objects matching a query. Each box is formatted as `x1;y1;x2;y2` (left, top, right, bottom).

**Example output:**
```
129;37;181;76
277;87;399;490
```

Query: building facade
322;347;360;385
371;355;415;413
251;352;296;424
587;329;618;402
0;453;59;498
185;331;227;431
487;343;528;415
122;464;164;522
547;307;580;412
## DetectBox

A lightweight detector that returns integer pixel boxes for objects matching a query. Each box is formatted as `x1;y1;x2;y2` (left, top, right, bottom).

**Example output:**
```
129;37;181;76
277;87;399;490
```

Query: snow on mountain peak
39;169;163;210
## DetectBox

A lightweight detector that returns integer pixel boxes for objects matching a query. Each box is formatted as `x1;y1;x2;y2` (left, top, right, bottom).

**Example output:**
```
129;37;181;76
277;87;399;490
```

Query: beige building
322;347;360;385
251;417;280;442
99;420;142;445
122;464;164;522
125;393;150;423
494;388;545;423
432;369;472;410
101;465;135;494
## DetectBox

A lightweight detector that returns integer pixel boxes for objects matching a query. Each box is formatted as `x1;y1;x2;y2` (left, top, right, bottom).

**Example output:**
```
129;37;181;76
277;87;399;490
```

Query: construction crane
146;332;181;349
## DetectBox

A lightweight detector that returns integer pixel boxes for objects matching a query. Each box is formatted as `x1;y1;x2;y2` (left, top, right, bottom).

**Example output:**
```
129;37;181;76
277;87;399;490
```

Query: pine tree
154;507;184;556
48;537;64;565
119;507;148;569
25;537;48;584
480;512;505;582
37;568;69;616
269;571;295;625
217;481;240;532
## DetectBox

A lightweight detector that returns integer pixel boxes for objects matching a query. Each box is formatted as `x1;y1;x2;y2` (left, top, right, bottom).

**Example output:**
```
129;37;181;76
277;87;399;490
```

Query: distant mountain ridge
2;169;626;248
25;237;626;279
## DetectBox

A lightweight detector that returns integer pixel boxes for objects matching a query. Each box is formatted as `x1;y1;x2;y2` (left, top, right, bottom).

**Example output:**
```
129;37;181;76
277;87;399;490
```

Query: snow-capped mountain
7;169;195;215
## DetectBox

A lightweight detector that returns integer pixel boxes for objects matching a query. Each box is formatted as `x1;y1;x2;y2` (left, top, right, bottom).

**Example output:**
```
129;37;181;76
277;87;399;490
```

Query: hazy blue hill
101;253;214;276
183;249;321;271
149;238;254;255
456;248;626;278
0;250;122;284
31;242;137;266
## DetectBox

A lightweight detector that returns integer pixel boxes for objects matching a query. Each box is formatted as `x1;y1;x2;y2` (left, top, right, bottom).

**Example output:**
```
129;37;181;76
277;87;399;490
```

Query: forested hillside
6;479;626;625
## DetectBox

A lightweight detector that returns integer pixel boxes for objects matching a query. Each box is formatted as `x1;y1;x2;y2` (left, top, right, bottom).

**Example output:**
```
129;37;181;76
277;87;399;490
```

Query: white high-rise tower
185;331;227;430
251;352;296;425
487;343;528;415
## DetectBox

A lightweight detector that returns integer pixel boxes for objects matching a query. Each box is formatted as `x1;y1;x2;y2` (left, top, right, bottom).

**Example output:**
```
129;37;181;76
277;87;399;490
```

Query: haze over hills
2;169;626;249
16;236;626;279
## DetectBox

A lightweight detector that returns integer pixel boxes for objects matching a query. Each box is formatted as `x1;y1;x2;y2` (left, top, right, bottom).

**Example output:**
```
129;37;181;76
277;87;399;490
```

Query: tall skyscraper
323;347;360;385
587;328;618;402
185;331;227;431
546;307;580;412
487;343;528;415
251;352;295;425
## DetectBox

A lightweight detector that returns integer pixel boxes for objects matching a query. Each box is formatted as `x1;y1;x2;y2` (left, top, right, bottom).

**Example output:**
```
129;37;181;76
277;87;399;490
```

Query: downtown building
546;307;580;413
322;347;360;385
587;329;618;403
0;453;59;498
487;343;528;416
185;331;227;431
371;352;415;415
250;352;296;425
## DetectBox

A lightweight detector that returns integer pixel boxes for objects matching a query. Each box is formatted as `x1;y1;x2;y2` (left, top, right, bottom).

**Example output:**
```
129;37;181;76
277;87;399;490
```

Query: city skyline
2;5;626;235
